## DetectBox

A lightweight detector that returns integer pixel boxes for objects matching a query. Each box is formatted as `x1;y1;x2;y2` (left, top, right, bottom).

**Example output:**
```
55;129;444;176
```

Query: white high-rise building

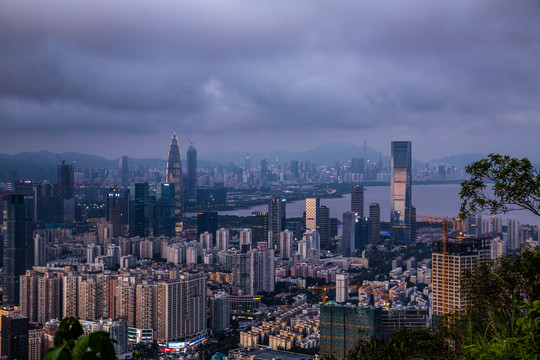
239;229;252;248
336;273;349;303
491;237;506;259
200;232;213;250
279;230;293;260
251;243;275;294
507;219;521;250
490;216;503;234
216;228;229;251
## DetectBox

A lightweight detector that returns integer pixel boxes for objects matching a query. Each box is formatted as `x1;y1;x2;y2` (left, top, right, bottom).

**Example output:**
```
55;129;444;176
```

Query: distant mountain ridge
430;153;486;168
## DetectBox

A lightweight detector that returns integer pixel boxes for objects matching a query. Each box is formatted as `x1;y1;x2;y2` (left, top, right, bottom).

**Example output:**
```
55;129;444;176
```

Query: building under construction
431;236;491;317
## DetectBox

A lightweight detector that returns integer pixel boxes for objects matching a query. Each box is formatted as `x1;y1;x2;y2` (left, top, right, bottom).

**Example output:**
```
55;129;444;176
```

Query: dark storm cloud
0;0;539;158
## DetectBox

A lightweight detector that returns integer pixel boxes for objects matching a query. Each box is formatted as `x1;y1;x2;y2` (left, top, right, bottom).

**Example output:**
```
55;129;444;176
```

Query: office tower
290;160;299;178
197;211;218;239
279;230;293;260
1;314;29;360
330;218;338;238
166;132;184;233
200;232;213;250
268;198;286;249
210;292;231;332
260;158;269;182
431;237;490;317
156;273;207;344
355;217;370;251
3;194;34;306
305;198;320;231
369;203;381;245
216;228;229;251
239;229;252;249
507;219;521;250
244;153;251;171
187;143;197;202
252;243;275;294
119;156;129;187
390;141;412;245
490;216;503;234
154;183;175;237
116;276;137;327
136;282;157;331
232;251;253;295
341;212;357;257
129;183;150;238
251;211;268;244
107;188;129;238
351;184;364;216
34;233;46;267
336;273;349;303
319;205;330;250
56;161;74;199
62;274;79;318
320;304;381;358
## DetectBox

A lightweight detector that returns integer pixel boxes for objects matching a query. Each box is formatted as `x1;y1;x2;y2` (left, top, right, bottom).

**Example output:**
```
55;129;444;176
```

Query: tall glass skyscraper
390;141;412;245
166;132;183;233
187;143;197;203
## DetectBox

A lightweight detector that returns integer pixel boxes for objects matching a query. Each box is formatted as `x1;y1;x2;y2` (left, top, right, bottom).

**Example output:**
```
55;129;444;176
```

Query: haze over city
1;0;539;161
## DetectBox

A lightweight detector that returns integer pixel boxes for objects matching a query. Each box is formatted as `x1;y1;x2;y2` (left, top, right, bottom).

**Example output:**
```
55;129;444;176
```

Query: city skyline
0;1;538;160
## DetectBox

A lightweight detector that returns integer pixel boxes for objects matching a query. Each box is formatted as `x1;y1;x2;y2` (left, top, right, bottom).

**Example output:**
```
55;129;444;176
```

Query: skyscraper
305;198;320;232
154;183;175;238
251;211;268;245
129;183;150;238
107;188;129;238
341;212;357;257
3;194;34;306
279;230;293;260
268;198;286;249
336;273;349;303
507;219;521;250
166;132;183;233
369;203;381;245
197;211;218;239
56;161;74;200
390;141;412;245
187;143;197;203
1;314;29;360
431;237;490;317
319;205;330;250
119;156;129;187
351;184;364;217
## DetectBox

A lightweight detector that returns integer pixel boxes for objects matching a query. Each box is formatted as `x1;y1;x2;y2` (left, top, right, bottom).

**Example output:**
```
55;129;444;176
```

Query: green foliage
465;300;540;359
44;317;117;360
459;154;540;219
346;328;453;360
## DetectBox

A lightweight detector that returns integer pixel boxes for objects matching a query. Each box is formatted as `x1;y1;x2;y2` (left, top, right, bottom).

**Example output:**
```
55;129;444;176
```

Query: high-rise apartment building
187;143;197;203
390;141;412;245
431;237;491;317
336;273;349;303
62;274;79;318
209;292;230;332
369;203;380;245
251;211;268;245
239;229;252;249
20;270;62;324
3;193;34;306
116;276;137;327
156;273;206;344
507;219;521;250
251;243;275;294
166;132;184;233
232;251;253;295
136;282;157;331
216;228;229;251
305;198;320;231
490;216;503;234
279;230;293;260
351;185;364;217
268;198;286;249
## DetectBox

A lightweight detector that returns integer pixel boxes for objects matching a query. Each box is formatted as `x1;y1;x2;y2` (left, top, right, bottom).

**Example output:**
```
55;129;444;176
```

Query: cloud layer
1;0;539;160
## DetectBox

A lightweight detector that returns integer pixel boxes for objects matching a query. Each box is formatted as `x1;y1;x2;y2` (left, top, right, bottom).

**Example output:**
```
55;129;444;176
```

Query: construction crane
404;214;476;315
308;284;397;308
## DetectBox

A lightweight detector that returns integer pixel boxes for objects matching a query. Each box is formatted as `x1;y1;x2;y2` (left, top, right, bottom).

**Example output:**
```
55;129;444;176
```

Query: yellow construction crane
308;284;397;308
405;214;476;315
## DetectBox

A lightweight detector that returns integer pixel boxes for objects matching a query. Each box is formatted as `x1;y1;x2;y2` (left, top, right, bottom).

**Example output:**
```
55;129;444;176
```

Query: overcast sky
0;0;539;161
